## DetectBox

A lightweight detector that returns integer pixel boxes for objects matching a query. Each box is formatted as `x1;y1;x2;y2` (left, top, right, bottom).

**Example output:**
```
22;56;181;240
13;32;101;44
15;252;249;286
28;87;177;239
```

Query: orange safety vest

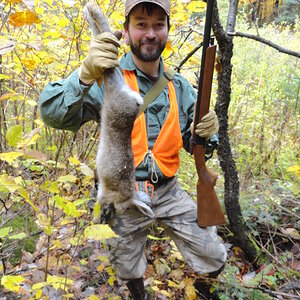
123;69;183;177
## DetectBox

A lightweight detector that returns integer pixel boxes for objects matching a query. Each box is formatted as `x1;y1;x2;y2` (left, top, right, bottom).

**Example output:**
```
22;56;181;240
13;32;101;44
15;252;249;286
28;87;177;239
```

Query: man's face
125;4;169;62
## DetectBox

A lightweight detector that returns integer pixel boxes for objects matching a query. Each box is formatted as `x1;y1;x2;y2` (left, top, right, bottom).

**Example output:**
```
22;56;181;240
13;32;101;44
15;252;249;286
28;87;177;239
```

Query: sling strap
138;67;176;115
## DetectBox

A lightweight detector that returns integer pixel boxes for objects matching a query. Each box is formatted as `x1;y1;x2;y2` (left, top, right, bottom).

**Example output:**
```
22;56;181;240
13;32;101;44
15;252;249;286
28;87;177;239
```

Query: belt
135;177;174;199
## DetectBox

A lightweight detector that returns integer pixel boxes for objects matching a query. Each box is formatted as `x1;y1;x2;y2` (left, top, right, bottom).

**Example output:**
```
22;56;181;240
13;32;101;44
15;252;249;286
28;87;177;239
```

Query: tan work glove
78;32;121;85
191;109;219;139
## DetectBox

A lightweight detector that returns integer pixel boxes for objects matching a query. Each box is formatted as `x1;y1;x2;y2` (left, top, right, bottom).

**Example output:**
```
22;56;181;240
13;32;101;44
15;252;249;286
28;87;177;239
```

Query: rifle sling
138;67;176;115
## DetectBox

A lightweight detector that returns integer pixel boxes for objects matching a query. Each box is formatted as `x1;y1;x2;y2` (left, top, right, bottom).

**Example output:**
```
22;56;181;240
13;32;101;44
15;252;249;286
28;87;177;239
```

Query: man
39;0;227;299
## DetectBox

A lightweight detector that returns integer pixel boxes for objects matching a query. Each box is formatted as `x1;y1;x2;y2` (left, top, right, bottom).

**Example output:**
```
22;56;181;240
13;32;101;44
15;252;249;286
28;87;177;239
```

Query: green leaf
19;188;38;211
0;227;10;239
147;234;170;241
9;232;27;240
6;125;23;147
84;224;118;241
57;175;77;183
94;202;100;219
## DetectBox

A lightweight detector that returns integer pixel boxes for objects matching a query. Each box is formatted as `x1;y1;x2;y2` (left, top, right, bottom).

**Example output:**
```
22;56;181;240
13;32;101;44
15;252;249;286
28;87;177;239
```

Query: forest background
0;0;299;299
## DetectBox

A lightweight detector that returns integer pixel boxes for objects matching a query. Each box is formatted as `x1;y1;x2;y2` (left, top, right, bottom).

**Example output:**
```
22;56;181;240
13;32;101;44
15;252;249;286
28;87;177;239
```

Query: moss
0;213;39;266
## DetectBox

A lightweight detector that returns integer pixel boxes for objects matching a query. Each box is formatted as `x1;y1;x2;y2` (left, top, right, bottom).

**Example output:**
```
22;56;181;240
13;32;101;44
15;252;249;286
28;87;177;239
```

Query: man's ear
123;28;129;45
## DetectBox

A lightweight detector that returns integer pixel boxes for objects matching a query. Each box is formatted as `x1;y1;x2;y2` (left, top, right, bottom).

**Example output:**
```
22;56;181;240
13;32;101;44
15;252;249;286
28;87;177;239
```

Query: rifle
192;0;226;227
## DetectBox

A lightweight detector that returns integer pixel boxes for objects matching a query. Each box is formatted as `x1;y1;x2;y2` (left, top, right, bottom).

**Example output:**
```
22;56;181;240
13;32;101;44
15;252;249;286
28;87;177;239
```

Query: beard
129;37;167;62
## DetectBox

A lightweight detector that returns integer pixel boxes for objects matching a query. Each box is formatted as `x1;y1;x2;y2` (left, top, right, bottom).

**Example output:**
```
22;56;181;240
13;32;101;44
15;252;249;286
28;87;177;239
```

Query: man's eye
137;23;145;28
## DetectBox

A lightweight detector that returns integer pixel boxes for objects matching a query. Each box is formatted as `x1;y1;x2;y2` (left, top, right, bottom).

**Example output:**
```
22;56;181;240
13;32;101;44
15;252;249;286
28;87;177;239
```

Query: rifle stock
193;0;226;227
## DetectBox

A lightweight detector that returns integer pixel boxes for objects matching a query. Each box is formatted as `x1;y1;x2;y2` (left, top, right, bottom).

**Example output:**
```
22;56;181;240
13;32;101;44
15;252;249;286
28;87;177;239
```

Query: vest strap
138;67;176;116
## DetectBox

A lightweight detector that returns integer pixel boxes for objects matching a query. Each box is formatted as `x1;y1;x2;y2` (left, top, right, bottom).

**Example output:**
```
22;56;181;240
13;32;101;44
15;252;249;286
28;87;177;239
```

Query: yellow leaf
185;285;197;300
97;264;105;272
0;93;17;101
9;10;40;27
167;279;181;289
0;74;10;80
108;275;116;286
187;1;206;12
68;157;80;165
35;6;44;16
161;290;172;297
49;239;64;250
5;0;23;3
287;165;300;177
80;259;88;265
31;282;46;291
0;151;23;164
21;58;37;70
152;286;160;292
84;224;118;241
36;213;53;236
46;275;73;291
98;255;109;263
1;275;25;292
43;30;61;39
87;295;99;300
17;132;41;149
35;289;43;298
162;40;173;58
43;56;55;65
0;174;21;193
58;17;69;27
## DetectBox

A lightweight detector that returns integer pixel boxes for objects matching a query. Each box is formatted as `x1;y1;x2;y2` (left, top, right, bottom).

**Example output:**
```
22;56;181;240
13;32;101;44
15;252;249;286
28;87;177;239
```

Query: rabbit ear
83;3;111;36
83;5;100;36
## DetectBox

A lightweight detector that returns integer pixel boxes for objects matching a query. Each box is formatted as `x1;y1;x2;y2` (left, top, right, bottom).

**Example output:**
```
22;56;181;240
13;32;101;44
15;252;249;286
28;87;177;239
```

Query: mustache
139;39;160;46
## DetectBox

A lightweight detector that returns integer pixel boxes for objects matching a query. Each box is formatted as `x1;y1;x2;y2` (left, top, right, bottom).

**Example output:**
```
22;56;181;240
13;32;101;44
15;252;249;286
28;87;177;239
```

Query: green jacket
39;52;197;181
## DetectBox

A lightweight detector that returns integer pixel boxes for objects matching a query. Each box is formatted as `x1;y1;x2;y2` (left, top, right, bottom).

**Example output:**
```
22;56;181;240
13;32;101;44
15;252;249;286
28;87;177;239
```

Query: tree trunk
212;0;258;262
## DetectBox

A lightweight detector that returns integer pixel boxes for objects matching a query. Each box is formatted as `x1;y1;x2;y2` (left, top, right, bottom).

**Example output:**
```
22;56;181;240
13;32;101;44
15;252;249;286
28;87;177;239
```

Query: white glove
78;32;121;85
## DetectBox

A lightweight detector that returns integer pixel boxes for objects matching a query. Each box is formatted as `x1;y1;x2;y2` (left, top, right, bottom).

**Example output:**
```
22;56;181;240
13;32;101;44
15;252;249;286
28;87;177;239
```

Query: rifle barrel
193;0;214;146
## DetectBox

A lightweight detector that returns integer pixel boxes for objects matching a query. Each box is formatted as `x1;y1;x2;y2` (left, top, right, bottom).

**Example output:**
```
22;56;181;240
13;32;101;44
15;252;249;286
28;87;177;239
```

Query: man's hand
191;109;219;139
78;32;121;85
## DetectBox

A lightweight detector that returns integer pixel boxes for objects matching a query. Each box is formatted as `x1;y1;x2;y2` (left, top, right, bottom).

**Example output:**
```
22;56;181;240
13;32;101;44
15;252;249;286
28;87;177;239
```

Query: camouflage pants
106;176;227;280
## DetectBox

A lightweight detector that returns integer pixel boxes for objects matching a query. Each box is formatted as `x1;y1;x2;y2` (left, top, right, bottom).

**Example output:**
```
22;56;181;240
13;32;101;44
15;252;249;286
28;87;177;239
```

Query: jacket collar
120;51;165;80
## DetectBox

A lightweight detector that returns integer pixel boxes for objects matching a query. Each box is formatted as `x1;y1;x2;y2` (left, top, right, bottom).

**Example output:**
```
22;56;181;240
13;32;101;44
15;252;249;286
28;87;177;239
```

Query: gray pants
106;177;227;280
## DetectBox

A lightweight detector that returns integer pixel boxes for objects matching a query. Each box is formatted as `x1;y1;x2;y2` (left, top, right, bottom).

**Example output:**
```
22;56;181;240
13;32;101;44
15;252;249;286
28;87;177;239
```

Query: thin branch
175;42;203;72
227;31;300;58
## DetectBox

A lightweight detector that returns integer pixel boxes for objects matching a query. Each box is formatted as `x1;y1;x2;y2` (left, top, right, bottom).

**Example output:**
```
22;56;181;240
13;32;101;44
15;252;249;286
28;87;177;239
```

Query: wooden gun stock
193;29;226;228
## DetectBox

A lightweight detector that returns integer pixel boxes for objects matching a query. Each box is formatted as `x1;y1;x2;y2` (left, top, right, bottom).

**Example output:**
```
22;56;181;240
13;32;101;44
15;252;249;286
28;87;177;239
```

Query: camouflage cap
125;0;171;16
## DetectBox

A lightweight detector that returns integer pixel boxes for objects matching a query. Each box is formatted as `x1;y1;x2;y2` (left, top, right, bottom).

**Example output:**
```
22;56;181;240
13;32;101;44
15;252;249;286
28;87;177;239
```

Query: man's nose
145;27;156;39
